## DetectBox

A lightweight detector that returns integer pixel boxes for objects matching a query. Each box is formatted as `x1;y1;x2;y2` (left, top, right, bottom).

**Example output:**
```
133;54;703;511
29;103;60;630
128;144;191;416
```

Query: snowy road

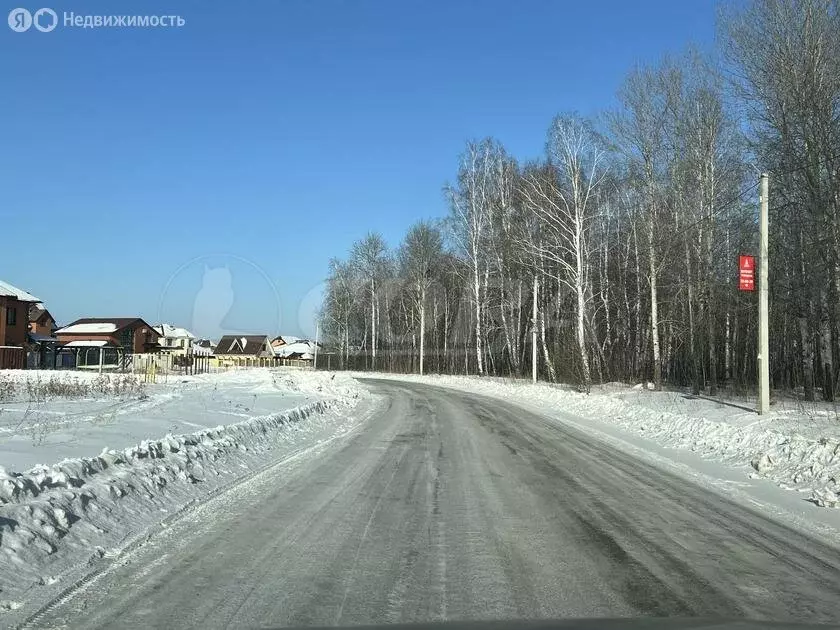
31;379;840;628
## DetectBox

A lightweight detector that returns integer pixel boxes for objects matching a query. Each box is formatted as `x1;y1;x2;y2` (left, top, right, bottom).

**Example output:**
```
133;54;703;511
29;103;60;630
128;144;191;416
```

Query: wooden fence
0;347;24;370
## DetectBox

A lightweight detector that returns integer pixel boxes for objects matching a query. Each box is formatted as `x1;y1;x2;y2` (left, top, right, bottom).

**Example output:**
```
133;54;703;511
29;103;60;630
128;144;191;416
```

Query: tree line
321;0;840;400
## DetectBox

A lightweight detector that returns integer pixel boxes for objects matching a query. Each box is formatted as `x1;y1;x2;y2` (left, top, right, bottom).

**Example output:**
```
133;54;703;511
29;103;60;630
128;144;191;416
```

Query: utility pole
758;173;770;414
532;275;538;383
314;321;319;370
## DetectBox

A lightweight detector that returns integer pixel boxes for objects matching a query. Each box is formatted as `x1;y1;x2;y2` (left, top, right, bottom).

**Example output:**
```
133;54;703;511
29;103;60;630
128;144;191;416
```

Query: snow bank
0;368;361;473
360;373;840;509
0;369;368;617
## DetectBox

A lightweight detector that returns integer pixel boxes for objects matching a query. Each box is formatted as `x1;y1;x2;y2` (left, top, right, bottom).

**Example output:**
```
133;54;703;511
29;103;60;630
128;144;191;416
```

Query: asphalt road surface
32;379;840;628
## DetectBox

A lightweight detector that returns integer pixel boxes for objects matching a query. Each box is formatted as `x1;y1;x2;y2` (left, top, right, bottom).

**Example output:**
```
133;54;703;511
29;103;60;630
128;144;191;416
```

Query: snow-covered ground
0;368;370;620
0;369;359;472
357;373;840;530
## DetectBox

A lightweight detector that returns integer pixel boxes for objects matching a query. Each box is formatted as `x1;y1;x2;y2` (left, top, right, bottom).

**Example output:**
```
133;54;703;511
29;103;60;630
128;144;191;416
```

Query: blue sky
0;0;717;338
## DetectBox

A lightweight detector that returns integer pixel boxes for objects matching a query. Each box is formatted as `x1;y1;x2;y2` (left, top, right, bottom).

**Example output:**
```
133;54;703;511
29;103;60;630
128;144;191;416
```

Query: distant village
0;279;321;372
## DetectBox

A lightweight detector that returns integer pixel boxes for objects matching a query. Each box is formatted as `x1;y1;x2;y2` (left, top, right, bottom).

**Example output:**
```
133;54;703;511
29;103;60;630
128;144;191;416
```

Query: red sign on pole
739;255;755;291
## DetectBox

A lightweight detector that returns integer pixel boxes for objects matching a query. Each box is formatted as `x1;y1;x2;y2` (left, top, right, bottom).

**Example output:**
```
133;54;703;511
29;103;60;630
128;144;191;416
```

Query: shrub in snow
0;372;146;403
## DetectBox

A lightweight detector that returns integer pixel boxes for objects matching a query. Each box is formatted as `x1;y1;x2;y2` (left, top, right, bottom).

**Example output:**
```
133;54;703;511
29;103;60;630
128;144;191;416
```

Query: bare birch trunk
633;221;643;379
473;261;484;375
819;290;834;401
575;224;591;392
648;225;662;390
370;279;377;369
419;285;426;375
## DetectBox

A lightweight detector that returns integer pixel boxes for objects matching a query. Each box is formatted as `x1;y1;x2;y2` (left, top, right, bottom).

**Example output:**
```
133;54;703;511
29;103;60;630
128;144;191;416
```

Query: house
213;335;273;367
55;317;161;369
274;339;319;363
270;334;301;350
192;338;215;356
29;303;56;337
154;324;196;354
0;280;41;369
27;302;60;369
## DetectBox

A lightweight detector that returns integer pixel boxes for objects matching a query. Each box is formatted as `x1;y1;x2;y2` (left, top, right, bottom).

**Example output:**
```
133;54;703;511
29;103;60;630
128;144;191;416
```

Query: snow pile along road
0;369;368;617
359;373;840;509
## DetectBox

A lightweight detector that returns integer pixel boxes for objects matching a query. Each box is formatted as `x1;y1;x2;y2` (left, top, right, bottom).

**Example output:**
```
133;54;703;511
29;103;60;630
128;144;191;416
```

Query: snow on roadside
358;373;840;509
0;369;368;617
0;368;354;472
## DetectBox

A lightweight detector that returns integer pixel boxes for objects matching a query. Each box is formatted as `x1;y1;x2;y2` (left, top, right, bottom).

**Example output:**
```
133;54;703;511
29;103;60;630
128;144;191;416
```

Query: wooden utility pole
758;173;770;414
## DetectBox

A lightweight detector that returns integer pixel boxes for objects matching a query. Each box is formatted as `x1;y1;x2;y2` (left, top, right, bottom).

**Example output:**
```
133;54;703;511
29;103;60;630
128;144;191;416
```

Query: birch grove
321;0;840;399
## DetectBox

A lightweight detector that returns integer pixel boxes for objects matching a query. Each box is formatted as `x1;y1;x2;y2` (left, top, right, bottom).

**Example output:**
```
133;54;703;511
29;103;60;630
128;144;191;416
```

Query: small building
213;335;273;367
154;324;196;354
270;334;301;350
29;303;56;337
55;317;161;369
192;338;215;356
0;280;42;369
273;339;321;368
27;303;60;369
274;339;318;361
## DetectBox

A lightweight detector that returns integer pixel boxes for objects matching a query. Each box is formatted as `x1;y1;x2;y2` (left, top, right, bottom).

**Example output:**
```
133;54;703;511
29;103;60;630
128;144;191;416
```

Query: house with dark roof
213;335;273;367
270;334;301;350
26;303;60;369
29;303;56;338
55;317;161;354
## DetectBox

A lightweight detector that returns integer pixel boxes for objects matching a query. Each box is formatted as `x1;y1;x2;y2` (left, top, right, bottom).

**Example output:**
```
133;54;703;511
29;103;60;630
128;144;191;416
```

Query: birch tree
519;116;607;392
351;232;389;369
398;221;445;375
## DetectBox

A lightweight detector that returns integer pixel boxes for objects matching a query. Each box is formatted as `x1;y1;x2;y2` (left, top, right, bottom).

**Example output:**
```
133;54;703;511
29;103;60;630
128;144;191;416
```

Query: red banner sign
739;255;755;291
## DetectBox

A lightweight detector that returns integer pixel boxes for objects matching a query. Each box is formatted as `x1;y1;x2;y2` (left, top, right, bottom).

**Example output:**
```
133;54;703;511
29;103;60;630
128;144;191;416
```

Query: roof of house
274;340;316;360
29;304;54;323
215;335;270;356
0;280;40;303
62;340;111;348
271;334;301;346
154;324;196;339
56;317;158;336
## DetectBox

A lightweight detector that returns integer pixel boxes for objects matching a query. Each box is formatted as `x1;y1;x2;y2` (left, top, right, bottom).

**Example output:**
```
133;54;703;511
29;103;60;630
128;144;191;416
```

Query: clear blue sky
0;0;717;339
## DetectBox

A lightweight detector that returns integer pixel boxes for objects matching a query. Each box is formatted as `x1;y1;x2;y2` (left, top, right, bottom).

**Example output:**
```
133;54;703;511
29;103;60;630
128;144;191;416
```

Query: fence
0;346;24;370
129;351;212;377
8;347;311;376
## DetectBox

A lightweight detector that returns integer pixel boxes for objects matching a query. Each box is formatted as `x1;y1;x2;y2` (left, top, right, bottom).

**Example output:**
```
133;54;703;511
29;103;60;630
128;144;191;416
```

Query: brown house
29;304;56;337
214;335;273;367
270;334;300;350
0;280;41;369
55;317;161;354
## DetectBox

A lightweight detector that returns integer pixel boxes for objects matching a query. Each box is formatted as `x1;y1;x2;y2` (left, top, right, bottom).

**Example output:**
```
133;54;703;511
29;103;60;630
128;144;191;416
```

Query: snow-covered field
0;368;369;619
358;373;840;512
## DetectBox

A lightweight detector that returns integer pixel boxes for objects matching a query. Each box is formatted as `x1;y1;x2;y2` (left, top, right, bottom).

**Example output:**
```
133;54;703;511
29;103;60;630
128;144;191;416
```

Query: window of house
6;307;17;326
119;328;133;349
